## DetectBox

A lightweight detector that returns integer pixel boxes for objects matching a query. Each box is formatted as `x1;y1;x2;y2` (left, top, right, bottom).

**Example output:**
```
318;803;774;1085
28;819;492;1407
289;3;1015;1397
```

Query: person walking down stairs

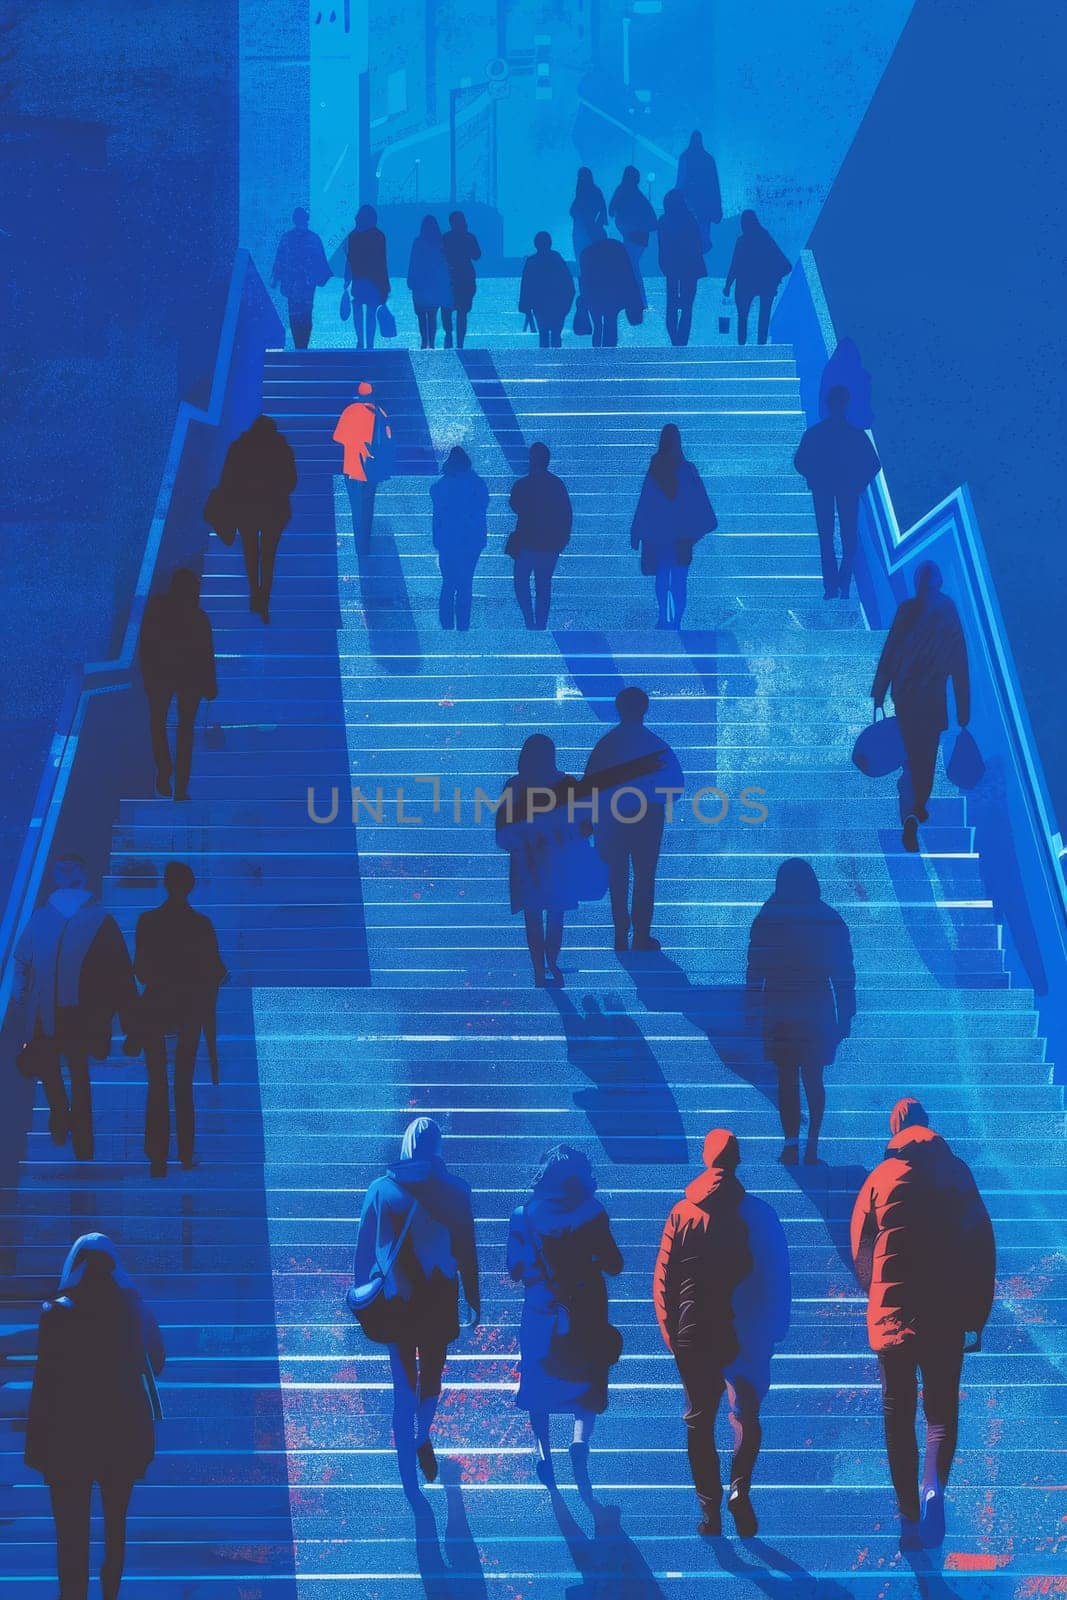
139;567;218;802
630;423;717;628
851;1098;995;1552
506;442;572;630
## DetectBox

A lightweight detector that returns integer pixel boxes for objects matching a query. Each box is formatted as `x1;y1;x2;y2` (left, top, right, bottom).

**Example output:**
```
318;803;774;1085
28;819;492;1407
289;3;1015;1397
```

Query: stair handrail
0;249;281;1011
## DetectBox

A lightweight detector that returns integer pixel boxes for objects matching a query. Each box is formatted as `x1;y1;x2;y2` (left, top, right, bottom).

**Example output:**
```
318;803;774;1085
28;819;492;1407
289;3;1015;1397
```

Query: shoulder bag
345;1197;420;1342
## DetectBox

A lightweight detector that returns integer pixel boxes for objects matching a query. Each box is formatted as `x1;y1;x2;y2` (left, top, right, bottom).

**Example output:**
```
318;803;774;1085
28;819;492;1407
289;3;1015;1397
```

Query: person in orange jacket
851;1097;995;1550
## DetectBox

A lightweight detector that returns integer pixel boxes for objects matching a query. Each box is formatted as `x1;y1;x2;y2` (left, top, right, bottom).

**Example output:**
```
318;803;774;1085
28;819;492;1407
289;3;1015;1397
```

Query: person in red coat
851;1097;995;1550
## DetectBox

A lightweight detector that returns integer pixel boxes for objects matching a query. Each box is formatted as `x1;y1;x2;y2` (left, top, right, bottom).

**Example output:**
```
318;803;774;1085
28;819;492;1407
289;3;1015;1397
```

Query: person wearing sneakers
851;1098;995;1551
654;1130;791;1537
872;561;971;855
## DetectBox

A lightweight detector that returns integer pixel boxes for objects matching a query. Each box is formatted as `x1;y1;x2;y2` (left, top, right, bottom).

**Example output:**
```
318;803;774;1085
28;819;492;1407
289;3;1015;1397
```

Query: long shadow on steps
551;1494;665;1599
710;1534;855;1600
411;1459;489;1599
457;351;530;476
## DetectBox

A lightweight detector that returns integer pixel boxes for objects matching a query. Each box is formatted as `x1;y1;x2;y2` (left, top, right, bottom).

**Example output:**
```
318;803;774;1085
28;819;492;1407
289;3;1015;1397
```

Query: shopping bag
339;288;351;322
852;708;905;777
376;302;397;339
573;300;592;337
946;728;985;790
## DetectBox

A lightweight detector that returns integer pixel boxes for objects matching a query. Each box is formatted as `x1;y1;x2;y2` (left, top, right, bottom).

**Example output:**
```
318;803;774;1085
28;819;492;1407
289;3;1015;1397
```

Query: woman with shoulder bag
347;1118;479;1499
630;423;717;629
507;1146;624;1501
25;1233;165;1600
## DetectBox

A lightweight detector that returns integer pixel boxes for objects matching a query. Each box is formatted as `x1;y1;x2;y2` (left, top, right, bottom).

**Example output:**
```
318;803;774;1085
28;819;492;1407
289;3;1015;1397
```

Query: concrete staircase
1;304;1063;1596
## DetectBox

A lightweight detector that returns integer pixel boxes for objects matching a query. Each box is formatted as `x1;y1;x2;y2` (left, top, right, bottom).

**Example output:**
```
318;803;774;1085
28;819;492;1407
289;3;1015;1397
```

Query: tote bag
852;708;905;778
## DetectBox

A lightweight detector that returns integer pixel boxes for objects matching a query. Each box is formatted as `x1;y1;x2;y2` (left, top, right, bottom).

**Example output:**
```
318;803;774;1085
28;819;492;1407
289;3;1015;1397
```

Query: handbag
522;1208;623;1381
573;300;592;337
946;727;985;790
376;302;397;339
340;288;352;322
345;1198;420;1342
203;484;237;547
16;1036;52;1081
852;707;905;778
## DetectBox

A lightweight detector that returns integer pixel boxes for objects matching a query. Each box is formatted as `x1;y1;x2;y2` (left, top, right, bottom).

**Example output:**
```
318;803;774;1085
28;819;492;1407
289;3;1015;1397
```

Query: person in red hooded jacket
851;1097;995;1550
654;1129;790;1538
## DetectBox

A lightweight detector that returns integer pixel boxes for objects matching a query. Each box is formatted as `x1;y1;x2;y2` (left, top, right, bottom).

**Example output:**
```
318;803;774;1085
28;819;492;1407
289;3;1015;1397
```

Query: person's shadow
548;989;689;1163
410;1459;489;1600
550;1492;665;1599
708;1534;854;1599
342;482;424;674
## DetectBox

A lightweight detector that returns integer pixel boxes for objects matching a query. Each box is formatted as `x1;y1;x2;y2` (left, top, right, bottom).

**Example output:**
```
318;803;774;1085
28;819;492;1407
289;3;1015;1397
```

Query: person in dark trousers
333;381;393;549
351;1118;479;1500
569;167;608;264
133;861;226;1178
578;236;644;347
270;206;331;350
518;232;575;347
723;209;791;346
794;385;881;601
630;423;718;627
344;204;391;352
8;855;135;1161
820;336;874;428
676;131;722;252
872;561;971;854
654;1130;790;1537
657;189;708;346
609;165;657;306
139;568;217;801
746;858;855;1166
217;415;297;623
507;442;572;629
407;215;453;350
851;1098;995;1550
25;1234;165;1600
583;687;684;952
430;446;489;630
442;211;481;349
508;1145;623;1500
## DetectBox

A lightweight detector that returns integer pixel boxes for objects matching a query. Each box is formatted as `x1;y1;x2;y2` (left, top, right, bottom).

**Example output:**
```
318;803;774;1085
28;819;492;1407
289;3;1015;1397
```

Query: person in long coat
630;423;718;628
351;1117;480;1498
216;415;297;623
495;735;605;987
657;189;708;346
518;232;575;347
723;209;791;346
675;131;722;252
507;1145;624;1500
746;858;856;1165
609;165;657;306
569;168;608;264
430;446;489;631
441;211;482;349
344;204;391;352
25;1234;165;1600
407;216;453;350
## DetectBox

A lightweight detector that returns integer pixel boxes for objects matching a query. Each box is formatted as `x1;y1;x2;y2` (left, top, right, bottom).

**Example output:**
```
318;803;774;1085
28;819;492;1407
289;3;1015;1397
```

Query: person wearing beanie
653;1130;791;1537
851;1098;995;1551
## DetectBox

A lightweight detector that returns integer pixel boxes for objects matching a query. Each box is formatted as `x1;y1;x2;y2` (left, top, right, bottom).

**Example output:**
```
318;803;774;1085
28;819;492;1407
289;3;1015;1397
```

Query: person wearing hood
429;446;489;631
507;1145;623;1501
630;423;717;628
25;1233;165;1600
819;337;874;429
746;858;855;1166
270;206;331;350
851;1098;995;1550
518;232;575;348
654;1130;790;1537
344;204;391;351
215;414;298;623
723;209;791;346
7;855;136;1161
675;131;722;252
794;384;881;602
350;1118;479;1498
872;561;971;854
657;189;708;346
139;567;217;802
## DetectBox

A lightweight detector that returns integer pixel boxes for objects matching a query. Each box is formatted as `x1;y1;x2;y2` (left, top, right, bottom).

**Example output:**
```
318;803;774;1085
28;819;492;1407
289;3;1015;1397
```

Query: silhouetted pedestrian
496;735;606;986
508;1145;623;1500
746;858;855;1166
570;167;608;264
26;1234;165;1600
658;190;707;346
133;862;226;1179
723;210;791;345
820;336;874;428
630;423;717;627
344;204;391;351
8;855;135;1161
270;207;331;350
139;568;217;801
872;561;970;854
851;1098;995;1550
442;211;481;349
518;232;575;347
430;446;488;631
334;381;393;549
794;385;881;600
578;236;644;347
506;442;572;629
584;687;683;952
609;165;657;306
216;415;297;623
407;215;453;349
676;131;722;252
349;1118;479;1500
654;1130;790;1537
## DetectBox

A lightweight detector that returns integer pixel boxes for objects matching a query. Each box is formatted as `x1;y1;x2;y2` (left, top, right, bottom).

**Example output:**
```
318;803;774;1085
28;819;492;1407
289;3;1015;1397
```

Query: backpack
363;407;396;486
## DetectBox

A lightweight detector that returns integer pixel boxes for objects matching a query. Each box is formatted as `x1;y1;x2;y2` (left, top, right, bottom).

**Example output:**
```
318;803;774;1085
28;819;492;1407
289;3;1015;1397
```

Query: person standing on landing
270;207;331;350
343;205;390;352
851;1098;995;1551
